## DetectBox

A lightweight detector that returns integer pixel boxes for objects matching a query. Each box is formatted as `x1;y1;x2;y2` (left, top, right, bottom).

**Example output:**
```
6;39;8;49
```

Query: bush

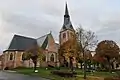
116;71;120;78
55;67;60;70
104;77;120;80
4;67;9;70
51;70;77;77
48;65;54;68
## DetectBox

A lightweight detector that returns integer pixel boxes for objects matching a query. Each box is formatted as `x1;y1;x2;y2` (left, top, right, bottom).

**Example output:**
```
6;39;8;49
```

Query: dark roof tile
8;34;36;50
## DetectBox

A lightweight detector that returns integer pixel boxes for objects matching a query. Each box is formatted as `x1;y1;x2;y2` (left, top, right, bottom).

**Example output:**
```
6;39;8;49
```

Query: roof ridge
36;33;51;39
14;34;35;40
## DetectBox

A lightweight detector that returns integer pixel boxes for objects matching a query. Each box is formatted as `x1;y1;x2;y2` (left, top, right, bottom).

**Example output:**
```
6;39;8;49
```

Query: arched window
50;54;54;62
42;55;46;61
10;53;13;60
63;33;66;38
22;53;25;61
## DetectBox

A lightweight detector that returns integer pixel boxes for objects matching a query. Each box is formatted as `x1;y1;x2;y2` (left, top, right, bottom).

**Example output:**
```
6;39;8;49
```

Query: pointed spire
60;2;74;32
50;31;52;34
65;2;69;16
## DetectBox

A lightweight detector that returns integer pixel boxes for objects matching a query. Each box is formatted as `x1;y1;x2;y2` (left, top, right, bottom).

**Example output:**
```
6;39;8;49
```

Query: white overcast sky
0;0;120;52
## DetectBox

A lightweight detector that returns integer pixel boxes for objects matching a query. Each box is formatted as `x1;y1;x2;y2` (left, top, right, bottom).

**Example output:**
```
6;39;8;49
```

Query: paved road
0;71;49;80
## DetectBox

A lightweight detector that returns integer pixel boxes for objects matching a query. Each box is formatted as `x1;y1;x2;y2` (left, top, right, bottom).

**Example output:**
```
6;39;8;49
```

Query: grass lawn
11;67;119;80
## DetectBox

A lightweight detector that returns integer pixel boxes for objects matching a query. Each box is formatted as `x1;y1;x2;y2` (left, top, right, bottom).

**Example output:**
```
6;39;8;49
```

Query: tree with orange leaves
96;40;120;71
59;32;81;69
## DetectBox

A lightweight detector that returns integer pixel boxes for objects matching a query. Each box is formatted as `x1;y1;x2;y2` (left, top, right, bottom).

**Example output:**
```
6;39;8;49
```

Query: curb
2;70;16;73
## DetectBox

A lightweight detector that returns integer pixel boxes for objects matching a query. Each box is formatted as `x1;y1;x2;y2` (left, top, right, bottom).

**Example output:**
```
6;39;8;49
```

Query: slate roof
37;34;48;49
55;43;59;49
60;3;74;32
6;33;55;51
8;35;36;50
37;33;53;49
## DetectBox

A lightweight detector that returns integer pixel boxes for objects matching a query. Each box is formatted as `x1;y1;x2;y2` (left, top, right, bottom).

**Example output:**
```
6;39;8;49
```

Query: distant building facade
2;33;59;69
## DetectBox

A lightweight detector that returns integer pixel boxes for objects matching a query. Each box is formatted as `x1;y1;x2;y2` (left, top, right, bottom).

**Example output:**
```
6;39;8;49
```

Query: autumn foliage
95;40;120;70
96;40;119;59
59;35;81;63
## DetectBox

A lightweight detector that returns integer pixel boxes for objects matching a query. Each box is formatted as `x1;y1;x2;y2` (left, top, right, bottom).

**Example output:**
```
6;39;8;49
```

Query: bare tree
76;26;98;79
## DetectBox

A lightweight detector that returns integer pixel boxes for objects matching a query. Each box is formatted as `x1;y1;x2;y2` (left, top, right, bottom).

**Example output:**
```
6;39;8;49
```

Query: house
2;32;59;69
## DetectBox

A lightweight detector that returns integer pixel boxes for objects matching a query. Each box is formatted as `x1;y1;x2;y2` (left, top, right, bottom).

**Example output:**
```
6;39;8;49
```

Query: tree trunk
88;62;91;70
108;62;111;72
34;61;37;71
93;63;95;70
107;58;111;72
111;62;114;69
70;57;73;72
80;62;83;69
83;51;87;79
33;60;37;71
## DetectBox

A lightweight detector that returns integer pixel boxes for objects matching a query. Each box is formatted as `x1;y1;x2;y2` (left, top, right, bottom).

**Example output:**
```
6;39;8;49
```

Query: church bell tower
59;3;75;45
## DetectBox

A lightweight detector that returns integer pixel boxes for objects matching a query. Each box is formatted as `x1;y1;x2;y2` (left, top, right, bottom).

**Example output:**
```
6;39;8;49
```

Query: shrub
48;65;54;68
116;71;120;78
4;67;9;70
51;70;77;77
104;77;120;80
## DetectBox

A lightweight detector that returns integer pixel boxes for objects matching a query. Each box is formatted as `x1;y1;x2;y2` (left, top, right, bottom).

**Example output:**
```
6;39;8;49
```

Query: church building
2;32;59;69
2;3;77;69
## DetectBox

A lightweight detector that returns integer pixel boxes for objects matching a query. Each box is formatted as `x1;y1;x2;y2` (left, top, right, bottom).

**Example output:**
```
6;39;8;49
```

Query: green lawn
12;67;119;80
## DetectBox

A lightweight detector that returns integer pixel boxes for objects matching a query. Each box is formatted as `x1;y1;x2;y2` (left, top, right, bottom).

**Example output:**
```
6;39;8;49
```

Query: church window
42;55;46;61
10;53;13;60
22;53;25;61
67;32;69;38
63;33;66;38
50;54;54;62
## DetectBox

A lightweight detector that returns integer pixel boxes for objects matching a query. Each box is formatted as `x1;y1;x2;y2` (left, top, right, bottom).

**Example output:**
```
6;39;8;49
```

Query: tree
93;53;106;69
76;26;98;79
24;44;43;71
85;50;92;69
96;40;120;71
59;34;81;71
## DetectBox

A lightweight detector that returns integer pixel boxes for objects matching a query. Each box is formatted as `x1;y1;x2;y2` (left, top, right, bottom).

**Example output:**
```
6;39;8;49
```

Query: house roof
55;43;59;49
37;33;54;49
8;35;36;50
6;33;54;51
37;34;48;48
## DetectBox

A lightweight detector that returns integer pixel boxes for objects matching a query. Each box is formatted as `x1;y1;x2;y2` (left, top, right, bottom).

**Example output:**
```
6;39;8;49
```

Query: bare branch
76;26;98;51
